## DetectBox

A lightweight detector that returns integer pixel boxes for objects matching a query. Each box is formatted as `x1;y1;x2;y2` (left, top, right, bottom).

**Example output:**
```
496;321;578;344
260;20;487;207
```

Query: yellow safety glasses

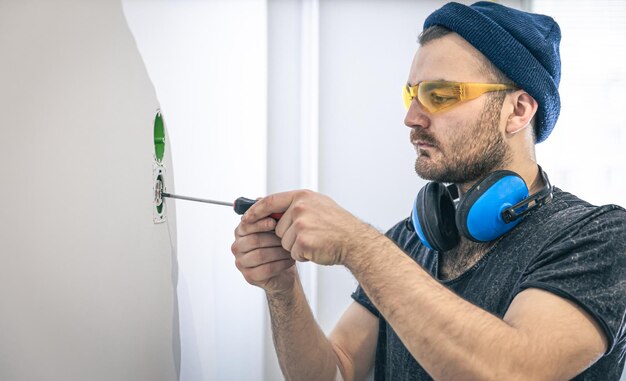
402;81;518;113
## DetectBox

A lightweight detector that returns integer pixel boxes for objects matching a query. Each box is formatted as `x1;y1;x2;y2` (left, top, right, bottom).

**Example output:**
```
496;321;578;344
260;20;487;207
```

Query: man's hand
242;190;382;266
231;215;296;295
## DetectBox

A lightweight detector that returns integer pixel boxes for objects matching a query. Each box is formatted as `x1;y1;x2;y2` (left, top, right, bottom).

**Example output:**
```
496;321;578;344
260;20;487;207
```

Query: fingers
280;222;313;262
244;190;312;223
241;258;296;284
278;219;298;253
232;227;292;271
235;217;277;238
232;232;281;253
232;239;295;286
236;246;292;269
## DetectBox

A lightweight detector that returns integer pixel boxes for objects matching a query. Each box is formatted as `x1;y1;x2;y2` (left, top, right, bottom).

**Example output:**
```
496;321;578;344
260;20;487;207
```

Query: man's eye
429;92;457;106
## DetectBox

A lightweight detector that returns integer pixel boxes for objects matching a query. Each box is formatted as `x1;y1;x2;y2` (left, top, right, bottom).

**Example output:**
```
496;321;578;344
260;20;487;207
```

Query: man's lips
414;140;435;149
411;136;437;149
410;130;437;149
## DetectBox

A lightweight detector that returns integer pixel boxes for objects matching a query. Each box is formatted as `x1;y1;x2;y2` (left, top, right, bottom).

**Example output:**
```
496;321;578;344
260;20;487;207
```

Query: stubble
413;93;511;184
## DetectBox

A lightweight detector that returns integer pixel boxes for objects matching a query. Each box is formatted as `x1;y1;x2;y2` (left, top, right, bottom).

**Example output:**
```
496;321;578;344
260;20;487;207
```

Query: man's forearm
267;270;341;381
344;235;528;381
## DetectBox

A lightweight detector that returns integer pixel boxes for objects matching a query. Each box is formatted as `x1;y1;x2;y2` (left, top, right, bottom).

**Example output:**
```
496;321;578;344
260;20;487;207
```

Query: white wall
123;1;267;380
0;1;179;380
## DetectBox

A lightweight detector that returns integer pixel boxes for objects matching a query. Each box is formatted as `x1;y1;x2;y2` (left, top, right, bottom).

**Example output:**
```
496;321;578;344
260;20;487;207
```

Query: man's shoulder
507;187;626;254
536;187;626;229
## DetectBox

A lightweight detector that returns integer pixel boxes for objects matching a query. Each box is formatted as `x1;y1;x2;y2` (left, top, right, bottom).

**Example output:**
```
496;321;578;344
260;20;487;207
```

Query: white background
123;1;626;380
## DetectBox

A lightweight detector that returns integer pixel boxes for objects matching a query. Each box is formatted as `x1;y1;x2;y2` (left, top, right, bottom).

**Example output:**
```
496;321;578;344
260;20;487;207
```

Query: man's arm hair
267;273;378;381
343;235;607;381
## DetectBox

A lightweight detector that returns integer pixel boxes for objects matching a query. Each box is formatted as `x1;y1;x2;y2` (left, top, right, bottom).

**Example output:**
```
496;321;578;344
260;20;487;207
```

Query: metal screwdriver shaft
161;192;233;207
161;192;283;219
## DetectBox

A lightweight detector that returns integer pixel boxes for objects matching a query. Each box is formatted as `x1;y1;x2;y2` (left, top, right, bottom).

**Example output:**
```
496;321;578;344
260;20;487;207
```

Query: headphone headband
501;166;552;223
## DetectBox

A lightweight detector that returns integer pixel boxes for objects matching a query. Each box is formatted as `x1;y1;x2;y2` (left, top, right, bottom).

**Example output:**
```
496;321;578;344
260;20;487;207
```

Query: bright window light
533;0;626;208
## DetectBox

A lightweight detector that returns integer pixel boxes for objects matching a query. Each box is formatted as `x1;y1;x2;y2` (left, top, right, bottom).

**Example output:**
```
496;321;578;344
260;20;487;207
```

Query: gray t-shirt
352;188;626;380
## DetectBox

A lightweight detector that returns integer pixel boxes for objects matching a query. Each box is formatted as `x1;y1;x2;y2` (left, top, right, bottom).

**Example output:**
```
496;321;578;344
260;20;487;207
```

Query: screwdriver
161;192;284;220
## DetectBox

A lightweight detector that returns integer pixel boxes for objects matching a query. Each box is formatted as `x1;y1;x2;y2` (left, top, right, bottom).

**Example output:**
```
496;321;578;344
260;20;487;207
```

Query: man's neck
456;162;544;197
439;237;495;280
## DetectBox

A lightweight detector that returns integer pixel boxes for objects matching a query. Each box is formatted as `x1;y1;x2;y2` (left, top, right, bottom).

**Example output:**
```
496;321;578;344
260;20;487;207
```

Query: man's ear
506;91;539;135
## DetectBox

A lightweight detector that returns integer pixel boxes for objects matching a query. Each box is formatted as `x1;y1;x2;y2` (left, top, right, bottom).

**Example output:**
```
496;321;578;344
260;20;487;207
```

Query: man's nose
404;100;431;130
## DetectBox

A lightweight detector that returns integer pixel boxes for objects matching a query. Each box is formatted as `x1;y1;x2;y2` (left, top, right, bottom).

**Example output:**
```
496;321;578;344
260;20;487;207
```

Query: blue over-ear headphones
409;166;553;252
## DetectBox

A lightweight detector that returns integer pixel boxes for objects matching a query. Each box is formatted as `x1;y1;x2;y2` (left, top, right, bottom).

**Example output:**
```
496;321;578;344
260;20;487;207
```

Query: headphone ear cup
412;182;459;252
456;171;529;242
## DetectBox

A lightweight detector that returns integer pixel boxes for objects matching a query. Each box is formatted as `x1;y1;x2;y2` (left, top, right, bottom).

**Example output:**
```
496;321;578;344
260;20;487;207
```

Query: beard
412;94;511;184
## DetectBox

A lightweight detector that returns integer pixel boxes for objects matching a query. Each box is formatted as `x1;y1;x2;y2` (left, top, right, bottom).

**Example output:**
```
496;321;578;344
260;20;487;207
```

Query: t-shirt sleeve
352;284;380;318
517;205;626;354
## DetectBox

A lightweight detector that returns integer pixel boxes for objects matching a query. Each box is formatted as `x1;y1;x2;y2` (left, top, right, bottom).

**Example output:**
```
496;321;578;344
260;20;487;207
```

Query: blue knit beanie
424;1;561;143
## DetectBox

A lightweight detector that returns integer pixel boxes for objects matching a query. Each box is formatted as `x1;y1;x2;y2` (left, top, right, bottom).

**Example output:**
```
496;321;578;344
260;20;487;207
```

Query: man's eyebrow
407;78;449;87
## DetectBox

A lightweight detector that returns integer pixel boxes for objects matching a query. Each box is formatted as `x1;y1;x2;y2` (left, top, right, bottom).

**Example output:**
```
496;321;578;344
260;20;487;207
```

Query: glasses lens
402;85;413;110
403;82;462;112
418;82;461;112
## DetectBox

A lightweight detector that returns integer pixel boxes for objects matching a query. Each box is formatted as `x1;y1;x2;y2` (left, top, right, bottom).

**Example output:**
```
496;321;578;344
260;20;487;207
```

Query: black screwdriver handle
234;197;284;220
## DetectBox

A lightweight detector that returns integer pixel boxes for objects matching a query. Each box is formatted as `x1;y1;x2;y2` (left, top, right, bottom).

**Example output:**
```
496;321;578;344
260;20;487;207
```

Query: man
231;2;626;380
